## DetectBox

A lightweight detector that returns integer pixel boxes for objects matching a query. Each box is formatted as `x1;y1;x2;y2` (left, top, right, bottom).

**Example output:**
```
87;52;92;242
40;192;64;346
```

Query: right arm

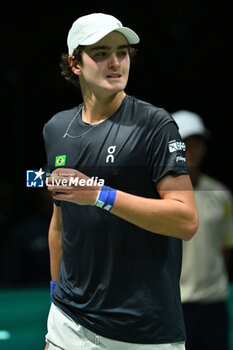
49;203;62;282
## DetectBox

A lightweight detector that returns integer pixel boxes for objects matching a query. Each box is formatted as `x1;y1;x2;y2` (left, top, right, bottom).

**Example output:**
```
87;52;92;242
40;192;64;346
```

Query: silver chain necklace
63;105;101;139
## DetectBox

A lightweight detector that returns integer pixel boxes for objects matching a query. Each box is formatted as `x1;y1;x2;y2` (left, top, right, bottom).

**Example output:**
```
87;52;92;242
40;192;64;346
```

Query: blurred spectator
3;189;52;287
173;110;233;350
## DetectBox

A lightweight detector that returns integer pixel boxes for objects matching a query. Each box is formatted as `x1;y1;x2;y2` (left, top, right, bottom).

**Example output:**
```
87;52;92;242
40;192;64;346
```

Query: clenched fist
46;168;101;206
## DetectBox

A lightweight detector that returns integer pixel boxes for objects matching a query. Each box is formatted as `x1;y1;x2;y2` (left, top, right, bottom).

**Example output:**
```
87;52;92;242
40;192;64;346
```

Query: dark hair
60;46;137;89
60;46;85;88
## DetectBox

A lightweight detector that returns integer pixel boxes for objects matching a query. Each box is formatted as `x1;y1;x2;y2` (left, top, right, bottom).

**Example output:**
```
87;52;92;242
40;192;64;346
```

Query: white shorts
46;303;185;350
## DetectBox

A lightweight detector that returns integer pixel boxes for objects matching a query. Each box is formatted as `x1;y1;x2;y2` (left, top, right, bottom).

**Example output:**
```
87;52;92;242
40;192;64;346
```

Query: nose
108;53;120;70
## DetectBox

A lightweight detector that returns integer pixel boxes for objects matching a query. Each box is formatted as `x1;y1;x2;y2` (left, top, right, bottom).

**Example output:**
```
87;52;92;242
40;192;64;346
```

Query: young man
43;13;198;350
173;110;233;350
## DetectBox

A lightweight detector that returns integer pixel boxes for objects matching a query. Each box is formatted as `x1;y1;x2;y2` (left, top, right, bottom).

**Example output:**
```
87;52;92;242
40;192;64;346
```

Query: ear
68;55;82;76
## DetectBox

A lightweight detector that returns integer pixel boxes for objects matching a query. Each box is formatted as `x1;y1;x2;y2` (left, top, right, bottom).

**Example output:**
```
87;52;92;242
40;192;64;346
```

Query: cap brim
79;26;140;46
115;27;140;44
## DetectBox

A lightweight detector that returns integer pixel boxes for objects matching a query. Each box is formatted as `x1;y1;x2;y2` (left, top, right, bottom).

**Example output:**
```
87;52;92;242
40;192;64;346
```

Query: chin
98;85;124;97
107;82;127;93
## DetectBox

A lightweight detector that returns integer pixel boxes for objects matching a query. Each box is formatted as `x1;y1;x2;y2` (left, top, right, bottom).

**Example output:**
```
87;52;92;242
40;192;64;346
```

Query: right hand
47;168;100;206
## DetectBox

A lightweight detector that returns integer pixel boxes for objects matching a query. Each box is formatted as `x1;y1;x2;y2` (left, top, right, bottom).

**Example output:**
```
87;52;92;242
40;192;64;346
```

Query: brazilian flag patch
55;155;66;167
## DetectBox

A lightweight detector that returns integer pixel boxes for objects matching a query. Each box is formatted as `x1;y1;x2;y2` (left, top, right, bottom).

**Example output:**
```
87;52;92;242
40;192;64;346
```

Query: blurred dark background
0;1;232;286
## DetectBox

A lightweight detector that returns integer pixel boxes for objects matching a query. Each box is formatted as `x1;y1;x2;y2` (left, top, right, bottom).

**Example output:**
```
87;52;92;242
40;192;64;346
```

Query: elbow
183;213;199;241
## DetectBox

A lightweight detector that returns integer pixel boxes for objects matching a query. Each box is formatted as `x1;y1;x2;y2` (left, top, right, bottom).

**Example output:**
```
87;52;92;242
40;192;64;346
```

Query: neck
81;91;126;125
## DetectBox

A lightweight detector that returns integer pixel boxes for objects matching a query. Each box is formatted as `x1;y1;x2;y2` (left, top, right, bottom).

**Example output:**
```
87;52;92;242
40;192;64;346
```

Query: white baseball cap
172;110;209;139
67;13;140;55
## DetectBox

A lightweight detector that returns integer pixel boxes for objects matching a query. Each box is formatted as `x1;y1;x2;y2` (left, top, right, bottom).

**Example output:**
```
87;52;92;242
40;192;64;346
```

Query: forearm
111;190;197;241
48;205;63;282
49;227;62;281
48;171;198;241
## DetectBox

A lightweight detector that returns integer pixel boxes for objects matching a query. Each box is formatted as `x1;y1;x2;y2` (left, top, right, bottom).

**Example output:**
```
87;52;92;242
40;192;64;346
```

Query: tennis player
43;13;198;350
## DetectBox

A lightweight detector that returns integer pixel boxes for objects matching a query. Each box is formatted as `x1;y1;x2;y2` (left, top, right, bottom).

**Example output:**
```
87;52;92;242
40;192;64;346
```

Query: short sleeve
43;123;61;207
53;198;61;207
146;119;188;186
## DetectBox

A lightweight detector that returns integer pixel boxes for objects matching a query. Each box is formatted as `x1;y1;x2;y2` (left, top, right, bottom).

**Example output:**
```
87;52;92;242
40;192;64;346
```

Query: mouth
106;73;122;79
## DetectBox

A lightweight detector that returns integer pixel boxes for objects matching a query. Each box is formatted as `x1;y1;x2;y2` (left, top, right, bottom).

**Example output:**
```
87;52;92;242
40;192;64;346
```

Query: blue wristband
95;186;110;208
94;186;117;211
50;280;56;298
105;188;117;210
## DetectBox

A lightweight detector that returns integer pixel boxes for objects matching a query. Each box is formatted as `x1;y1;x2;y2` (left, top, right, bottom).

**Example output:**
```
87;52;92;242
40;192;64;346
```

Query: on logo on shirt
106;146;116;163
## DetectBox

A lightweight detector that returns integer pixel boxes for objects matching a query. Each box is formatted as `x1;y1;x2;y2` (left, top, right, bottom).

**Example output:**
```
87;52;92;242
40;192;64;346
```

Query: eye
117;50;128;58
94;51;107;57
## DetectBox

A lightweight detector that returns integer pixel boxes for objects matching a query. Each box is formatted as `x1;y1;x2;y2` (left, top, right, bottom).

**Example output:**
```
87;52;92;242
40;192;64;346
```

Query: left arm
47;169;198;241
110;174;198;241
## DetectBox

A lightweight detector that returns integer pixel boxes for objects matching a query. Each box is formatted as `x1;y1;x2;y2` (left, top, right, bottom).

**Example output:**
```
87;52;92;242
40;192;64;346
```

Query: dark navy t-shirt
43;95;188;344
